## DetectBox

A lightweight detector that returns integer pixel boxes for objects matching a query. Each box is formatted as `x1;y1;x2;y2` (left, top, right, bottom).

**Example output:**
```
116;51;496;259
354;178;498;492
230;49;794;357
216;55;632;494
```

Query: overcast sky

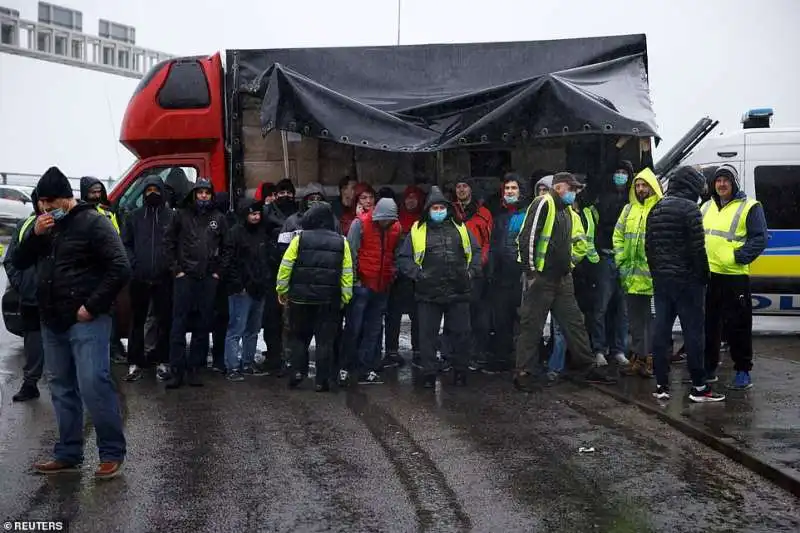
1;0;799;178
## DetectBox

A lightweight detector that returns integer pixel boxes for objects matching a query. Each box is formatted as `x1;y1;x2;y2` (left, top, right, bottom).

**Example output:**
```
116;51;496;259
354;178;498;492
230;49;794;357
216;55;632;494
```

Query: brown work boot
95;461;123;480
33;459;81;475
639;355;654;378
623;355;642;376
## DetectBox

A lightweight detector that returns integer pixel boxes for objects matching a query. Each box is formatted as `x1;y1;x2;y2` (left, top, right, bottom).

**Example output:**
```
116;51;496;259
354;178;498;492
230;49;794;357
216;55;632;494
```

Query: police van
678;109;800;315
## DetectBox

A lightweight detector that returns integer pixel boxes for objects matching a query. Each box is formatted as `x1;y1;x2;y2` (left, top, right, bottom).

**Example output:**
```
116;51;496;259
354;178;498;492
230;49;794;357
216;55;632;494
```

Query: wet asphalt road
2;275;800;532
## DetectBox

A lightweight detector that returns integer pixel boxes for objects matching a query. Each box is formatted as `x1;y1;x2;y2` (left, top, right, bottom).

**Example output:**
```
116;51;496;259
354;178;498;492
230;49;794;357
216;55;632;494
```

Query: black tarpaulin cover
230;34;658;152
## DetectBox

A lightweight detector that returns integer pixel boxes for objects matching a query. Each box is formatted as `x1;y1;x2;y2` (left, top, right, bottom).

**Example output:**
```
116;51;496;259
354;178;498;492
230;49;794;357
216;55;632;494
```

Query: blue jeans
343;286;389;374
652;279;706;387
548;317;566;373
224;293;265;372
41;315;126;464
589;256;628;354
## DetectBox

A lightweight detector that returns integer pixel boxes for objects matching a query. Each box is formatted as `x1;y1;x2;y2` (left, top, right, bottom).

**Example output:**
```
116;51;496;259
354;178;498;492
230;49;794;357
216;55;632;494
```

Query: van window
754;165;800;230
116;165;198;223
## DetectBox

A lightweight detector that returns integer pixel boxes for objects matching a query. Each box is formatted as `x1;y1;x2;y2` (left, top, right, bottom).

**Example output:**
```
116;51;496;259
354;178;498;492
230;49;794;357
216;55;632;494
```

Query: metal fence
0;171;117;195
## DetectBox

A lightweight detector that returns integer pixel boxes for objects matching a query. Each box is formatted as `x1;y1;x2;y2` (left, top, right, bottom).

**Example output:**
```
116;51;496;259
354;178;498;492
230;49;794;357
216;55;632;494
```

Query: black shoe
583;367;617;385
422;375;436;389
288;372;304;389
315;382;330;393
186;369;204;387
165;369;184;389
12;384;40;402
453;370;467;387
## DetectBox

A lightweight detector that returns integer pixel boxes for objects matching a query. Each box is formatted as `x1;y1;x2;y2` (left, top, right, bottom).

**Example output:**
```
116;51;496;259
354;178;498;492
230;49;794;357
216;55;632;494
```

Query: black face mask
275;196;295;215
145;192;162;207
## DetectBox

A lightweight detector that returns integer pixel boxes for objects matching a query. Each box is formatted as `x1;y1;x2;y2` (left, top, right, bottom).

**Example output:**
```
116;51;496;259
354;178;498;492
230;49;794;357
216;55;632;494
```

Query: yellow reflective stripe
341;238;354;304
19;215;36;239
410;220;472;267
276;235;300;294
703;200;749;242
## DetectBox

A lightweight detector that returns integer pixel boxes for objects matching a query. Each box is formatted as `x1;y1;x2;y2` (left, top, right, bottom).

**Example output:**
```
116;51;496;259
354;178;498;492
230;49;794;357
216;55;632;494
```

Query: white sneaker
613;352;630;366
338;369;349;383
595;353;609;366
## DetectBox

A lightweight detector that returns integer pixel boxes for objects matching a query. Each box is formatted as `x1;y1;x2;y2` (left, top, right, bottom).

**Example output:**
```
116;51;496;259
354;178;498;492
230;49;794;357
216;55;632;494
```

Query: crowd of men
4;160;767;478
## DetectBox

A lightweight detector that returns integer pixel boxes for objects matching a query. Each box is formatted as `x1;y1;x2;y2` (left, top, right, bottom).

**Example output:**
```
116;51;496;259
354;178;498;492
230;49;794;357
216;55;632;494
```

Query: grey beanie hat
372;197;399;222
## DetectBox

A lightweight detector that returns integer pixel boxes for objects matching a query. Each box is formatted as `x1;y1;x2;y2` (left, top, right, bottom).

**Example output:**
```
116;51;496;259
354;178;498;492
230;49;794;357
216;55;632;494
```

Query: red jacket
357;212;402;293
456;202;493;266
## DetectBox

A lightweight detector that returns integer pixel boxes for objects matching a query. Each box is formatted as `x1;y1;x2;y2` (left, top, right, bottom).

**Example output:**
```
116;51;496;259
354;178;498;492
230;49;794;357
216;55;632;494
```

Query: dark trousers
262;283;284;370
515;273;595;373
287;302;340;384
705;273;753;373
492;281;523;364
652;278;706;387
211;281;229;370
170;276;218;372
418;300;471;376
385;278;418;353
589;256;628;355
128;278;172;367
21;306;43;386
469;278;491;355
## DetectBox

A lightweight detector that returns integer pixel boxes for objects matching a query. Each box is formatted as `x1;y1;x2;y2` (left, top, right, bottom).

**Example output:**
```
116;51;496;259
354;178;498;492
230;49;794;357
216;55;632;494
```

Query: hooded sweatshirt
80;176;119;232
612;168;663;295
277;182;340;252
645;166;709;283
706;164;768;266
121;176;176;282
163;179;228;279
222;199;273;298
396;187;481;304
347;197;402;292
399;185;425;233
277;202;350;305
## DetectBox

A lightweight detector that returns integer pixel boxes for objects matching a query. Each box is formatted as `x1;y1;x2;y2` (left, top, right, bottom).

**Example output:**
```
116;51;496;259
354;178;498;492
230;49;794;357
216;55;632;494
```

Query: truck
107;33;660;217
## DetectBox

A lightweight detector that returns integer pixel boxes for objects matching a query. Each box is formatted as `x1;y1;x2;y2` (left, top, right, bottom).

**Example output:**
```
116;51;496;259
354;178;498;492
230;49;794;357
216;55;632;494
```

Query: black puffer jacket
396;187;481;304
12;202;131;332
164;180;228;279
590;160;634;252
121;176;175;282
223;200;274;299
645;166;709;284
288;203;345;305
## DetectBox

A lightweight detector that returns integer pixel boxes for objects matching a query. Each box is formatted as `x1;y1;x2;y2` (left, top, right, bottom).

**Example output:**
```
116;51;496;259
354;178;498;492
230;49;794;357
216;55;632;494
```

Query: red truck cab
110;53;227;217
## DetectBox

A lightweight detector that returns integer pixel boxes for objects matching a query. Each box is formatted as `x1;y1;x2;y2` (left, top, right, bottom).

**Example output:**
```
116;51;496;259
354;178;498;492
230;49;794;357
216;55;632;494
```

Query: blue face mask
429;209;447;223
561;191;576;205
48;208;66;221
504;194;518;204
613;173;628;186
196;199;211;210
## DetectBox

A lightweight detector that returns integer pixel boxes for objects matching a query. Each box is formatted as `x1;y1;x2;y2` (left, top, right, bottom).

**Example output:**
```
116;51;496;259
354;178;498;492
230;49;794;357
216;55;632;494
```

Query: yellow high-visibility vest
409;219;472;266
701;197;759;275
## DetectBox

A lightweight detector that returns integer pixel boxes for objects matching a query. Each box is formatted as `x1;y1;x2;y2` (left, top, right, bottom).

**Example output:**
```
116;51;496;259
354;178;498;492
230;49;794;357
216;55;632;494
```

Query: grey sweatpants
626;294;653;357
